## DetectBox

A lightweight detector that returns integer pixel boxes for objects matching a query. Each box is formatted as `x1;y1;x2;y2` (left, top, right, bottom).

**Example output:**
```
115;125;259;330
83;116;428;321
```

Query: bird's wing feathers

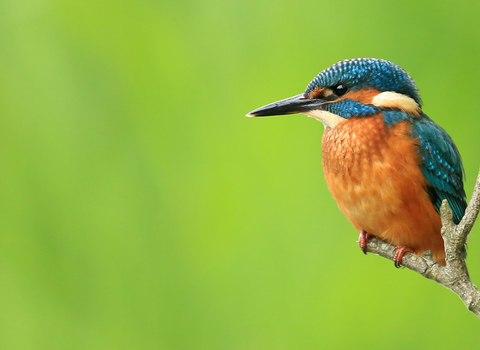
410;115;467;224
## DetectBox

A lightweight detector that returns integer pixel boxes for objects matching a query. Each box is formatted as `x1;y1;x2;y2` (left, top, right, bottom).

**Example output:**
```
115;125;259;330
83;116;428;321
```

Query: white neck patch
371;91;420;115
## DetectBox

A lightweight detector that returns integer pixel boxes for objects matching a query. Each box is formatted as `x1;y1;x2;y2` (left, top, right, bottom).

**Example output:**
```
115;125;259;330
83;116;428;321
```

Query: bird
246;58;467;267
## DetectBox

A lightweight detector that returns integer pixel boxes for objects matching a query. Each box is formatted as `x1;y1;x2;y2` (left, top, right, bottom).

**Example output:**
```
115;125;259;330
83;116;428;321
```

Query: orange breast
322;114;445;265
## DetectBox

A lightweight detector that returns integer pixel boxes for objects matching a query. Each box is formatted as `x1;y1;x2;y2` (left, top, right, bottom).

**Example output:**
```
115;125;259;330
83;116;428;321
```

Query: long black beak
246;94;326;117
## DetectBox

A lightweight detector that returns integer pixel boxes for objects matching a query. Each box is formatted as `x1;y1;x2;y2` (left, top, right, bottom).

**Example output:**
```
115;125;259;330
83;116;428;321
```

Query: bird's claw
358;230;370;255
393;245;414;268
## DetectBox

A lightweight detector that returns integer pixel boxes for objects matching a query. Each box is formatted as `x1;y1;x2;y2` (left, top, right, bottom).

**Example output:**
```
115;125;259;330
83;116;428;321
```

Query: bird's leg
358;230;371;255
393;245;414;268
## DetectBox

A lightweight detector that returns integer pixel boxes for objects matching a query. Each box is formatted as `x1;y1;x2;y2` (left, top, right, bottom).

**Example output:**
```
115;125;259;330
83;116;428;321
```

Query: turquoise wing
411;115;467;224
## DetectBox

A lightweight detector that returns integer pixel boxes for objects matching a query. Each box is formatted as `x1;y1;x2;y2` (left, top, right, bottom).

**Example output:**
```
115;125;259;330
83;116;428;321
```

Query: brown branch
364;167;480;318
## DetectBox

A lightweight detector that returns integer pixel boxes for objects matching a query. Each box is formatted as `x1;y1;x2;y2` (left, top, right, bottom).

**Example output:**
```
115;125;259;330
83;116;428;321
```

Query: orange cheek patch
339;89;381;104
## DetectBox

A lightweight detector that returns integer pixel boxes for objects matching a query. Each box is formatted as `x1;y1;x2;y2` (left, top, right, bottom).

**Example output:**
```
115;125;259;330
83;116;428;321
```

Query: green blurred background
1;0;480;348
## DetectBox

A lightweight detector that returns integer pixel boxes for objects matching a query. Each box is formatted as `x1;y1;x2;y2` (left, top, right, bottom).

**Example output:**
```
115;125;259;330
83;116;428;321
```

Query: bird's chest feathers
321;115;426;224
322;115;416;177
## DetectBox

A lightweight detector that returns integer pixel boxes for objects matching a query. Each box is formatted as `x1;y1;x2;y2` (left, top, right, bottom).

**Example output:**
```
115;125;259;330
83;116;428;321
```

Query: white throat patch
303;110;345;129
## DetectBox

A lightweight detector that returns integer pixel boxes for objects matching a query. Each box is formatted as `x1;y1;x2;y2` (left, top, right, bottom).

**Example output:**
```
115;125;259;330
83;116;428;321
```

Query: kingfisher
247;58;467;267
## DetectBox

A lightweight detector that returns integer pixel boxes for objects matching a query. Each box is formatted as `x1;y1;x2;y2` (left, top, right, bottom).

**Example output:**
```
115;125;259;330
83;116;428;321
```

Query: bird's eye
333;84;348;96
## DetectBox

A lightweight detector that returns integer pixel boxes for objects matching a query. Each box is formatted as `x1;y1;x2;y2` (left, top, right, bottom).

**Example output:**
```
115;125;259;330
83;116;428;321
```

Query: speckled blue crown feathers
305;58;422;106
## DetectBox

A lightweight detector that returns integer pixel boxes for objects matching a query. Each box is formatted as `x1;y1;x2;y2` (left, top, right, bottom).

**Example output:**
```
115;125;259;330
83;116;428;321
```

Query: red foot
358;230;371;255
393;245;414;268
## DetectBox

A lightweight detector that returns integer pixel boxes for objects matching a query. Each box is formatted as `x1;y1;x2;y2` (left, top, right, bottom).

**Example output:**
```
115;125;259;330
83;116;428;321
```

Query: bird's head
247;58;422;128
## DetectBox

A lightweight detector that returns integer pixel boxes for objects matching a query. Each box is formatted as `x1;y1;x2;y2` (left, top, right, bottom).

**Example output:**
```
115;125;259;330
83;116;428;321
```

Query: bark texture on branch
364;167;480;318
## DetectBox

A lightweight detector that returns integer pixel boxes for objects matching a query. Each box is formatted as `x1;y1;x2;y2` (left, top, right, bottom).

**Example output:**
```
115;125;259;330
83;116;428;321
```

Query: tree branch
364;167;480;318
